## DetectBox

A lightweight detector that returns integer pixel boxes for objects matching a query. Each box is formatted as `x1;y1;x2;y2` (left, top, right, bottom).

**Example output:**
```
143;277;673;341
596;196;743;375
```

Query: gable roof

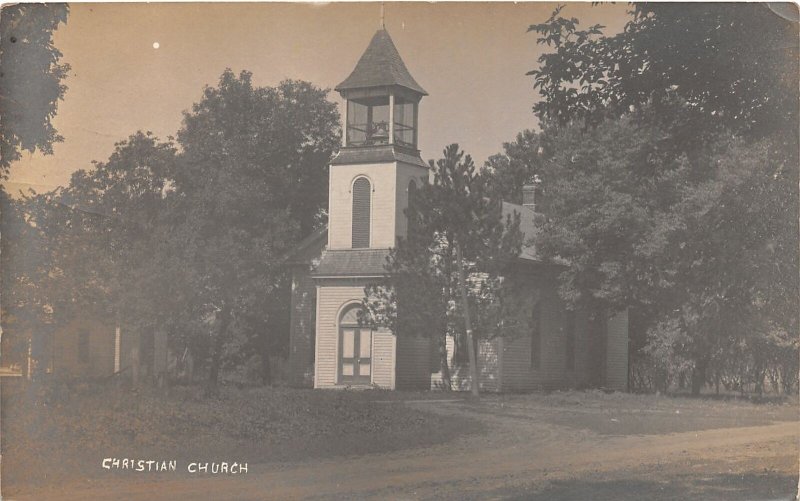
335;29;428;96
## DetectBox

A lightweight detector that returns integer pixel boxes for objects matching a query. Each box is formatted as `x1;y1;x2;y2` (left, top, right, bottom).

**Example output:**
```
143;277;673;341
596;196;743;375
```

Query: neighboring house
46;314;171;382
288;28;629;392
51;316;116;378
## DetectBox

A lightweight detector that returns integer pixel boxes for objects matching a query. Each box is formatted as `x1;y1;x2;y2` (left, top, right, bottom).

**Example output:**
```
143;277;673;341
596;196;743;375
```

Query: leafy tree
7;132;181;381
529;4;799;144
364;144;523;395
0;4;70;176
4;69;339;388
483;130;544;206
652;137;799;394
172;70;339;388
0;190;51;371
488;118;799;395
515;3;799;395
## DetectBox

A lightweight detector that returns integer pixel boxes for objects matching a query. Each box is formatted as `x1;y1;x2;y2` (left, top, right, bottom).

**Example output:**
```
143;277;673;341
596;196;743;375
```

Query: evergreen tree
364;144;523;395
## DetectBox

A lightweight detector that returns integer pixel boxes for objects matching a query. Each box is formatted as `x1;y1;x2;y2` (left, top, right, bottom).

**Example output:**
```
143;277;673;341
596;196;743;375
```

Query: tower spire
380;2;385;29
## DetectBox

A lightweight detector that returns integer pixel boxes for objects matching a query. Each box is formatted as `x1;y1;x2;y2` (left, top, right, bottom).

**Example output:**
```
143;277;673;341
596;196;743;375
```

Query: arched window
352;177;371;248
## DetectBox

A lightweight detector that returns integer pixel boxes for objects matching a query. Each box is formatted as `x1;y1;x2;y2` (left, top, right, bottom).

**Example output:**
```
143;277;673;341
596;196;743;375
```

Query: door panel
342;329;355;358
359;330;372;358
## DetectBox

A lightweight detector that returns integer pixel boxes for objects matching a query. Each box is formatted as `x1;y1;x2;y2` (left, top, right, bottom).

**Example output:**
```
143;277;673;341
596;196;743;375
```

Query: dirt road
14;397;799;500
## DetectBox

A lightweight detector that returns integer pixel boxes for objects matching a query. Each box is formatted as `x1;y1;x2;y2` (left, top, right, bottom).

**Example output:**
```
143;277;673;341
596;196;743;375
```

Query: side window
352;177;371;248
531;300;541;370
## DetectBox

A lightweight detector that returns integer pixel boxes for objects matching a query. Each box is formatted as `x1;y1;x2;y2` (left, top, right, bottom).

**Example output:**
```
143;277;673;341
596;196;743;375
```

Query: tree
364;144;523;395
1;4;71;366
0;4;70;176
4;70;339;388
81;132;182;385
648;137;799;395
172;70;339;389
8;132;181;382
517;3;799;395
0;190;51;372
487;118;799;395
529;4;799;144
483;130;544;206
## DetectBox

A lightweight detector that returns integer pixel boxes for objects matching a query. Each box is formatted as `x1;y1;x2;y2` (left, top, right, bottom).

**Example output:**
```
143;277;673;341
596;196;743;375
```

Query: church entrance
338;305;371;384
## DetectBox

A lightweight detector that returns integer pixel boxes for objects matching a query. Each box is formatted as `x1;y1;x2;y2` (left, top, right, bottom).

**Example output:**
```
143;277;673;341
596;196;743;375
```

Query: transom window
352;177;371;248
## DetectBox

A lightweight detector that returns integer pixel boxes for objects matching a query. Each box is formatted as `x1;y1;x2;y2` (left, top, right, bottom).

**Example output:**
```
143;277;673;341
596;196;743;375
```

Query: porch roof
312;248;391;278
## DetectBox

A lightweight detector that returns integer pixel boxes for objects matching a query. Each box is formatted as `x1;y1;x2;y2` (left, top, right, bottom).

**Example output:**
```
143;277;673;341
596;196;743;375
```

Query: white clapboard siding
430;337;501;392
372;330;396;389
328;163;397;250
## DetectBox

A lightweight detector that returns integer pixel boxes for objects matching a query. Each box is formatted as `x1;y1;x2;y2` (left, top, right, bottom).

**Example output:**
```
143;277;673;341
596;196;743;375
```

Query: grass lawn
2;384;796;500
0;381;483;490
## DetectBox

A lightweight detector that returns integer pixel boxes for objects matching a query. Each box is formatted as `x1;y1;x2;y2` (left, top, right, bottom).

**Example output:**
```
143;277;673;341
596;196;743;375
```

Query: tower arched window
352;177;371;248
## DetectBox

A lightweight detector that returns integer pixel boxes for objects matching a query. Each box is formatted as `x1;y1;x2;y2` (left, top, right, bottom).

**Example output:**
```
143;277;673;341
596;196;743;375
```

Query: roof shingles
313;249;392;277
336;29;427;96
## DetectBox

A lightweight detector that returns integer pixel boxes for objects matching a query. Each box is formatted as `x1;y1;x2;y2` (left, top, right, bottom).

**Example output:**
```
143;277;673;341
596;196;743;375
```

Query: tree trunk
754;368;763;396
207;303;232;391
456;242;479;397
691;359;707;396
439;333;452;391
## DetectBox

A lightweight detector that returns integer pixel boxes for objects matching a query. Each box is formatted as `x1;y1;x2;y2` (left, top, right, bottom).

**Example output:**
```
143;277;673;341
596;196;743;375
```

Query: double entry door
339;324;372;385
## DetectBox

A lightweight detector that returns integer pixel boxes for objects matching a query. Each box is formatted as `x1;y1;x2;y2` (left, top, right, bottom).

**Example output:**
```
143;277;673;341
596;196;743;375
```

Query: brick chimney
522;174;542;213
522;183;537;212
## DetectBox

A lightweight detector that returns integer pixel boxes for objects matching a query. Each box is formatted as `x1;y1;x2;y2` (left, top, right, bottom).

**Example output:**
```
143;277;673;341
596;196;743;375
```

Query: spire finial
380;2;385;29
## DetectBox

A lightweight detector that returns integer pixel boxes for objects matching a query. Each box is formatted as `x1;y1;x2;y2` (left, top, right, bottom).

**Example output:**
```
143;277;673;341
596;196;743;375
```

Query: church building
287;27;629;392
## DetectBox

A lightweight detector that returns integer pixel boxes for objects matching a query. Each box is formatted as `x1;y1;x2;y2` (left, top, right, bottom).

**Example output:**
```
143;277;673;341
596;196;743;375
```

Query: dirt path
13;399;799;500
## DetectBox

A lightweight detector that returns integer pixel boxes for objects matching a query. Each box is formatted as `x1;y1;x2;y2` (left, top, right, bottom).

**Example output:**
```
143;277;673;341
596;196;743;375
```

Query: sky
5;2;631;195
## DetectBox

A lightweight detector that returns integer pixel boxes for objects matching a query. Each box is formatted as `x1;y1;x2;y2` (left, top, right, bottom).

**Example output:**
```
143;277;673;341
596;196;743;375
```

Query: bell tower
326;28;429;251
309;26;431;390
